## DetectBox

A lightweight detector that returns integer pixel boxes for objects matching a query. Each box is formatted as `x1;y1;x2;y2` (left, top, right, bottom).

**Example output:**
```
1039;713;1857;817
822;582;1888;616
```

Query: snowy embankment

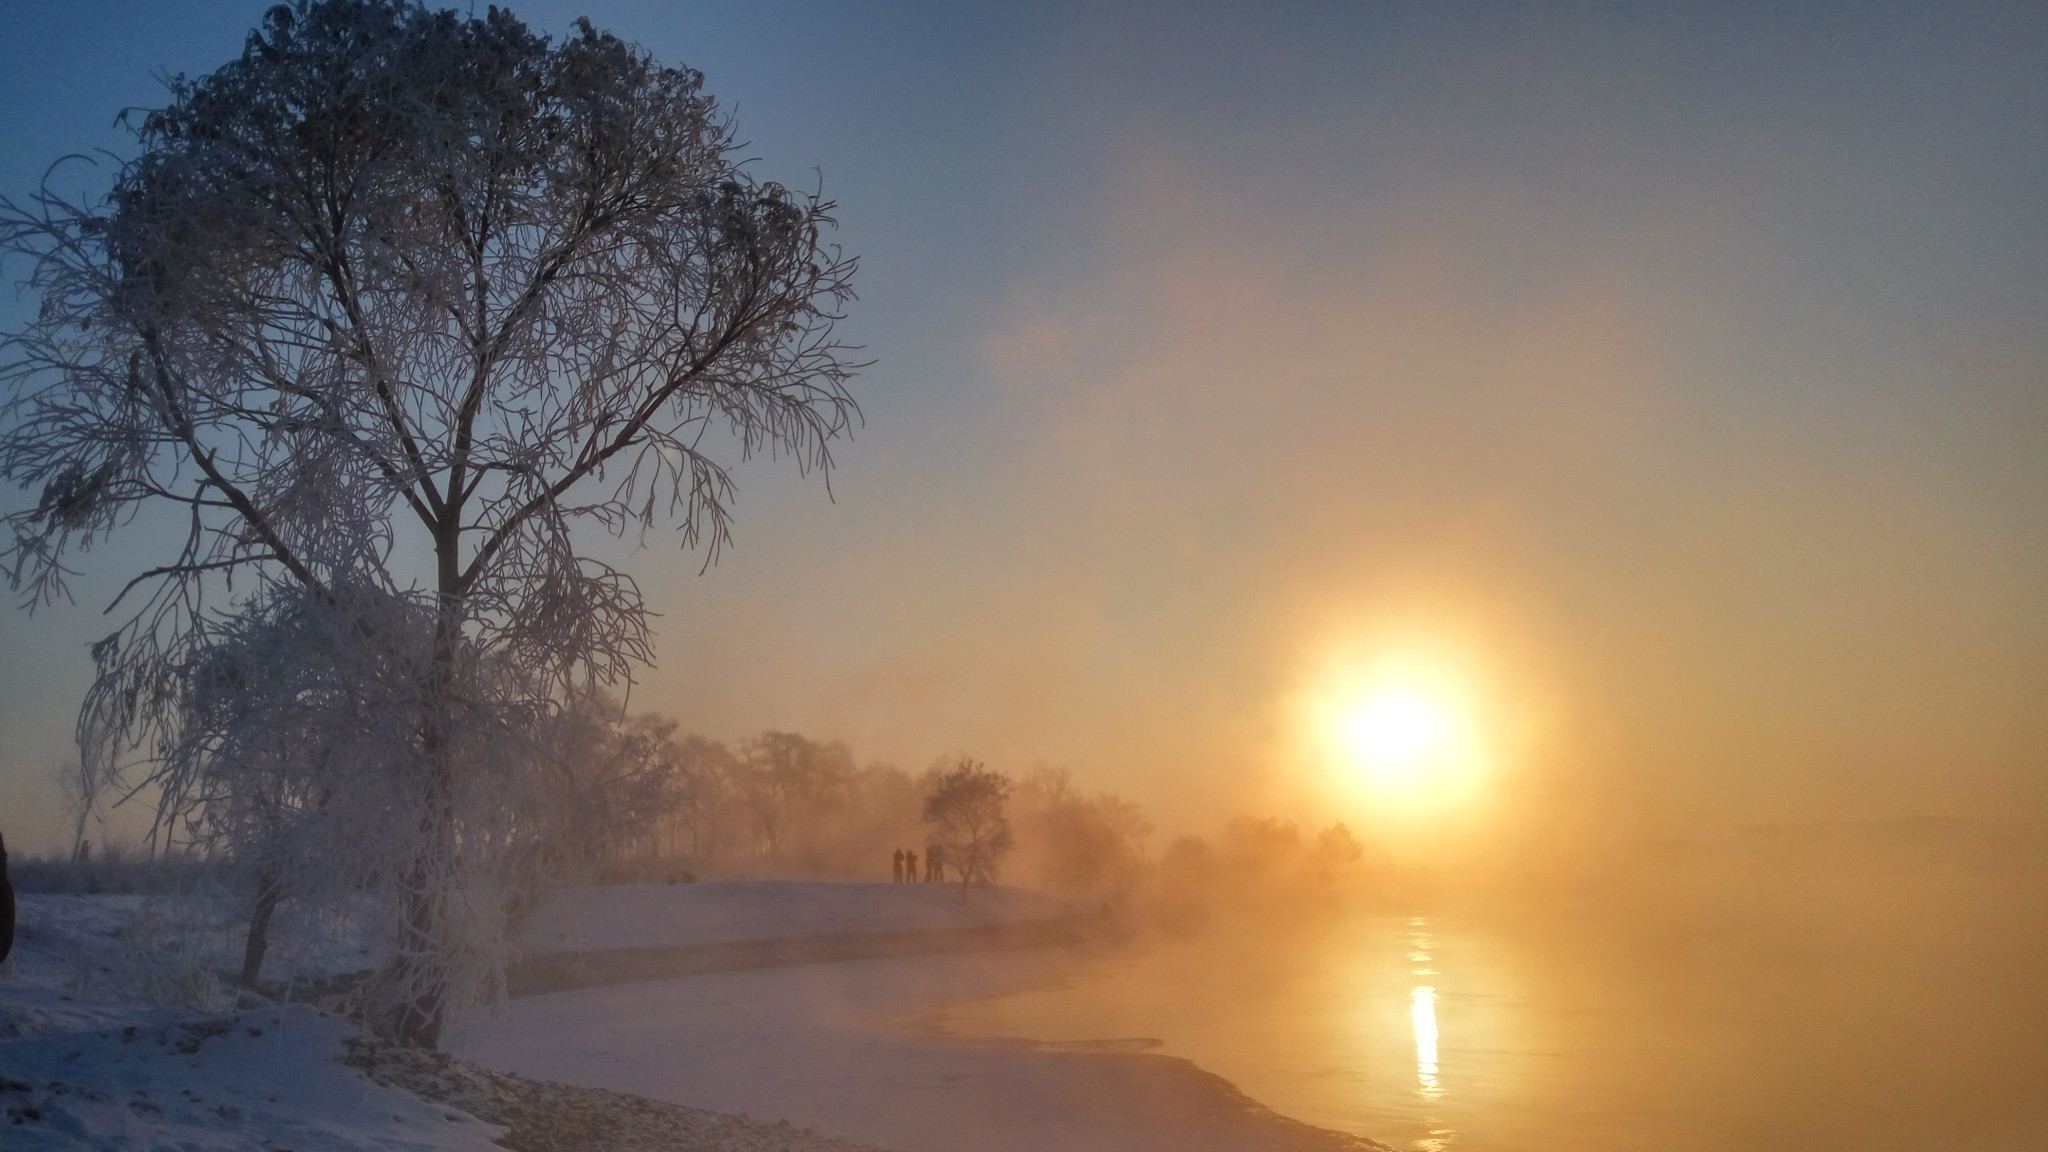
1;1004;507;1152
514;881;1096;993
1;894;502;1152
526;881;1079;953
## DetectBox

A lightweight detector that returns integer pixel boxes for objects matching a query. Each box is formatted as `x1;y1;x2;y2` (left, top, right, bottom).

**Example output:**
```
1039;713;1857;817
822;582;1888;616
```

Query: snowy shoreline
465;882;1394;1152
455;948;1395;1152
2;883;1393;1151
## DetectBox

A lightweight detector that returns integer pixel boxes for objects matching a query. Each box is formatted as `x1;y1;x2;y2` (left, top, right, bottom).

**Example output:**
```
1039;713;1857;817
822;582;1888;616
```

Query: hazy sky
3;1;2045;854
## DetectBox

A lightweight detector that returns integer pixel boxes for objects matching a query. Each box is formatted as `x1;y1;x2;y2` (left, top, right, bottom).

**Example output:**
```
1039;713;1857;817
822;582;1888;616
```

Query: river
931;872;2048;1150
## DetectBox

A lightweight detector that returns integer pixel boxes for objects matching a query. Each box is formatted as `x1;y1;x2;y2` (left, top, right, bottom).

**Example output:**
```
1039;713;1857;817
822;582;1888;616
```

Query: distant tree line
571;721;1156;900
558;715;1389;924
12;697;1395;998
1146;816;1389;929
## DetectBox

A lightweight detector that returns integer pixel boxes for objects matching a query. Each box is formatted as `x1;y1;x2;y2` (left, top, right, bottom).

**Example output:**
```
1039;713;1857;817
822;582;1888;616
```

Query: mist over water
936;828;2048;1151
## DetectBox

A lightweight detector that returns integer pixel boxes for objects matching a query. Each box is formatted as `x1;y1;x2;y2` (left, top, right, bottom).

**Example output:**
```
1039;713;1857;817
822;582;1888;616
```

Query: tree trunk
390;864;448;1048
389;557;466;1049
239;863;282;988
388;749;457;1048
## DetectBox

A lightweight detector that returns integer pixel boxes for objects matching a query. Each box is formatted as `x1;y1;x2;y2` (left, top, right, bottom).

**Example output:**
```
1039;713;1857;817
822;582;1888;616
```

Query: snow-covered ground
2;1004;507;1152
4;893;381;1014
1;895;507;1152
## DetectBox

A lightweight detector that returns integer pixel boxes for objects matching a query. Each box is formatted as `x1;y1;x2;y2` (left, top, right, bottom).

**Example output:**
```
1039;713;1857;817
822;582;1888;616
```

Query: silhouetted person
928;844;945;883
0;826;14;966
892;848;905;883
905;850;918;883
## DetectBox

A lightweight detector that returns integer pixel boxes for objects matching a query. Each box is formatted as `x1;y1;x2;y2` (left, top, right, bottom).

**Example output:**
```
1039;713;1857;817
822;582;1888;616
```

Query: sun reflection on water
1406;918;1455;1150
1410;985;1442;1097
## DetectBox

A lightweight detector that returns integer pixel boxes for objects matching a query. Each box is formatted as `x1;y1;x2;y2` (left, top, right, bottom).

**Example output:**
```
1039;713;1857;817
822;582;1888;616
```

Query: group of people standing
892;845;946;883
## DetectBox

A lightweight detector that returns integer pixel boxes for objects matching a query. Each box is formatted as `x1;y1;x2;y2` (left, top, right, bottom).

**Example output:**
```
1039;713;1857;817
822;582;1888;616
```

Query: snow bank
0;895;504;1151
0;1005;506;1152
5;892;377;1012
521;881;1077;954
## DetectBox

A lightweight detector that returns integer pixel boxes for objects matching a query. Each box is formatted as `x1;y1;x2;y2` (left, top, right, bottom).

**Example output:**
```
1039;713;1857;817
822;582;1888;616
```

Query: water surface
934;879;2048;1150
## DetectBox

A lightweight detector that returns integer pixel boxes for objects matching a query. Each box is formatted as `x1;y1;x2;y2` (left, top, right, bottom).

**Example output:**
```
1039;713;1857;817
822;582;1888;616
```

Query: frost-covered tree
737;730;854;860
163;581;440;992
662;732;745;866
1010;766;1152;896
165;584;678;997
521;694;681;885
0;0;858;1046
922;758;1013;899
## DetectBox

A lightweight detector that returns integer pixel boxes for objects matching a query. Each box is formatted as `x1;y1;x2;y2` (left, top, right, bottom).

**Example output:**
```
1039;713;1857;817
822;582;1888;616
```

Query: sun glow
1336;690;1459;787
1298;639;1492;814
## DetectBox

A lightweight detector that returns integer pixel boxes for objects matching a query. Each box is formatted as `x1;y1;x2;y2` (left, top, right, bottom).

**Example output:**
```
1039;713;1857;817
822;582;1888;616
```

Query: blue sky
3;1;2046;854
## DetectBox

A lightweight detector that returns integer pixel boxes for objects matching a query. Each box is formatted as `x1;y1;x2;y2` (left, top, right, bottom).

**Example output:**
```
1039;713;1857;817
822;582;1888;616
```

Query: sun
1334;690;1460;788
1300;652;1489;811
